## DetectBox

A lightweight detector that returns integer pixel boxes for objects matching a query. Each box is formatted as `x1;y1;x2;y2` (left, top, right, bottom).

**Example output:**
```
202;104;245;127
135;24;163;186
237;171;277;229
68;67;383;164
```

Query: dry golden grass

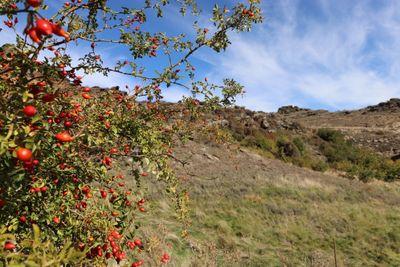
126;140;400;266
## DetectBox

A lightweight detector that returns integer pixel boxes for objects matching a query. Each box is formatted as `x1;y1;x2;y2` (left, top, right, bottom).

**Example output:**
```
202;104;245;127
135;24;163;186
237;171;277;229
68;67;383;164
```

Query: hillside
141;138;400;266
278;100;400;159
116;98;400;266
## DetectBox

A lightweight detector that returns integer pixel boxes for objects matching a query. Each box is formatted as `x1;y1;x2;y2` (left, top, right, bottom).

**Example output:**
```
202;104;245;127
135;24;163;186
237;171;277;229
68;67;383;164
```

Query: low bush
241;131;277;153
317;129;400;182
317;128;344;143
276;136;301;159
293;137;306;155
311;160;329;172
231;125;399;182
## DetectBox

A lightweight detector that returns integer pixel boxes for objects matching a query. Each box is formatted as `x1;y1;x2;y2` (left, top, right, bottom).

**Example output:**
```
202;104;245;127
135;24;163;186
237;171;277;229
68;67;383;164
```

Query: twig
333;238;338;267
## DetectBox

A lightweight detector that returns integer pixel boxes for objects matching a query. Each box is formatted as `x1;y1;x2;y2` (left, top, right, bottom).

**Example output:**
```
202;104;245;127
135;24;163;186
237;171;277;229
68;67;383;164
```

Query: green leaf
25;261;40;267
32;224;40;245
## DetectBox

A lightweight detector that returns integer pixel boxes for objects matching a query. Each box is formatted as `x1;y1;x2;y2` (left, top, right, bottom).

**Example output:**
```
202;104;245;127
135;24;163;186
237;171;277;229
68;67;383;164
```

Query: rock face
277;105;310;114
201;98;400;159
366;98;400;112
91;86;127;95
210;107;307;137
260;119;270;129
272;99;400;159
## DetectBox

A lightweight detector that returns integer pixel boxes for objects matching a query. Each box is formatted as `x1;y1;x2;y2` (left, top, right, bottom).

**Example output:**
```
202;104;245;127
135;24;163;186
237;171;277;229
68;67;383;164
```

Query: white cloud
0;27;17;44
161;86;191;102
202;0;400;111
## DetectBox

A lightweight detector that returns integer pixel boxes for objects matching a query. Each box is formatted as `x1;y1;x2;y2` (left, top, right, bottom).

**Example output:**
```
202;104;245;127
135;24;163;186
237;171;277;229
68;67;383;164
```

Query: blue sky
2;0;400;111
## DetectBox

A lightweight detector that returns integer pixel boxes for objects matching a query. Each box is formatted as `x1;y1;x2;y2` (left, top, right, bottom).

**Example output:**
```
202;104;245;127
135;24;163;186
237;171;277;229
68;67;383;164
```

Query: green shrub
276;137;301;159
319;142;355;163
293;137;306;155
311;160;329;172
241;131;277;153
236;126;398;182
317;129;399;182
317;128;344;143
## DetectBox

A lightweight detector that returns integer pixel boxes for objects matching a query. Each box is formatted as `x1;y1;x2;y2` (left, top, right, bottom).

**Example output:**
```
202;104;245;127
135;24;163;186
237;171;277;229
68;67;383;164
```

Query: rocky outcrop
366;98;400;112
277;105;310;114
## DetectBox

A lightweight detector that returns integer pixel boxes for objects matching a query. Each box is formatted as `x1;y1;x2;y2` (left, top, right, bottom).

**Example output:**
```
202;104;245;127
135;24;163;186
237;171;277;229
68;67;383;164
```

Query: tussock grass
123;138;400;266
139;172;400;266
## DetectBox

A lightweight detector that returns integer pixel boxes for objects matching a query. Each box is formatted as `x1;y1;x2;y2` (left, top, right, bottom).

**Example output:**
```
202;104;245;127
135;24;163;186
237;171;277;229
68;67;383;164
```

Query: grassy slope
137;140;400;266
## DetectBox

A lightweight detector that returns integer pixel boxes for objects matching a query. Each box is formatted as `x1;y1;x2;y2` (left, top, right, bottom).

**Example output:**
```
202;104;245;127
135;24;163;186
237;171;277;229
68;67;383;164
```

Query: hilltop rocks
277;105;310;114
90;86;127;95
208;106;306;137
366;98;400;112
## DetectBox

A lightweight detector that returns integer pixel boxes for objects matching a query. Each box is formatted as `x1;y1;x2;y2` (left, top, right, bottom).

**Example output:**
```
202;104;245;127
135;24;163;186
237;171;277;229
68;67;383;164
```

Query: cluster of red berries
24;0;70;43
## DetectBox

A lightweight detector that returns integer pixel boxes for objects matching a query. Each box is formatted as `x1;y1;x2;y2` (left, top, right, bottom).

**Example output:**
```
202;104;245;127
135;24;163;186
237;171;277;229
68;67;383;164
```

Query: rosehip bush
0;0;262;265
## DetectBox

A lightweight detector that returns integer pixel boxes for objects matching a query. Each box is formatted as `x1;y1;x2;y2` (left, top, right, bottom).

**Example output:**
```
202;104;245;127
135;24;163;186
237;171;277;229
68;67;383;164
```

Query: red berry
16;148;33;162
55;131;74;142
52;23;70;40
110;230;121;239
42;93;56;102
53;217;60;224
81;186;90;195
127;241;136;249
103;157;112;166
82;93;91;99
23;105;37;117
161;252;170;263
37;81;46;87
4;242;16;251
36;19;53;35
26;27;42;43
27;0;42;8
77;242;85;251
19;216;27;223
131;260;144;267
64;121;72;128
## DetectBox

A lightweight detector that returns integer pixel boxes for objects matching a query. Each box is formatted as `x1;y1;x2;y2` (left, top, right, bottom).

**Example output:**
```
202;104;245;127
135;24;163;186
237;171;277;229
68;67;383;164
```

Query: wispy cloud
202;0;400;111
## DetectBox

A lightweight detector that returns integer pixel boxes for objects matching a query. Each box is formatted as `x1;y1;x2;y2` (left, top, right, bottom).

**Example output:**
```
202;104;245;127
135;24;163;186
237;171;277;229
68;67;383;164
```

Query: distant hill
275;99;400;158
